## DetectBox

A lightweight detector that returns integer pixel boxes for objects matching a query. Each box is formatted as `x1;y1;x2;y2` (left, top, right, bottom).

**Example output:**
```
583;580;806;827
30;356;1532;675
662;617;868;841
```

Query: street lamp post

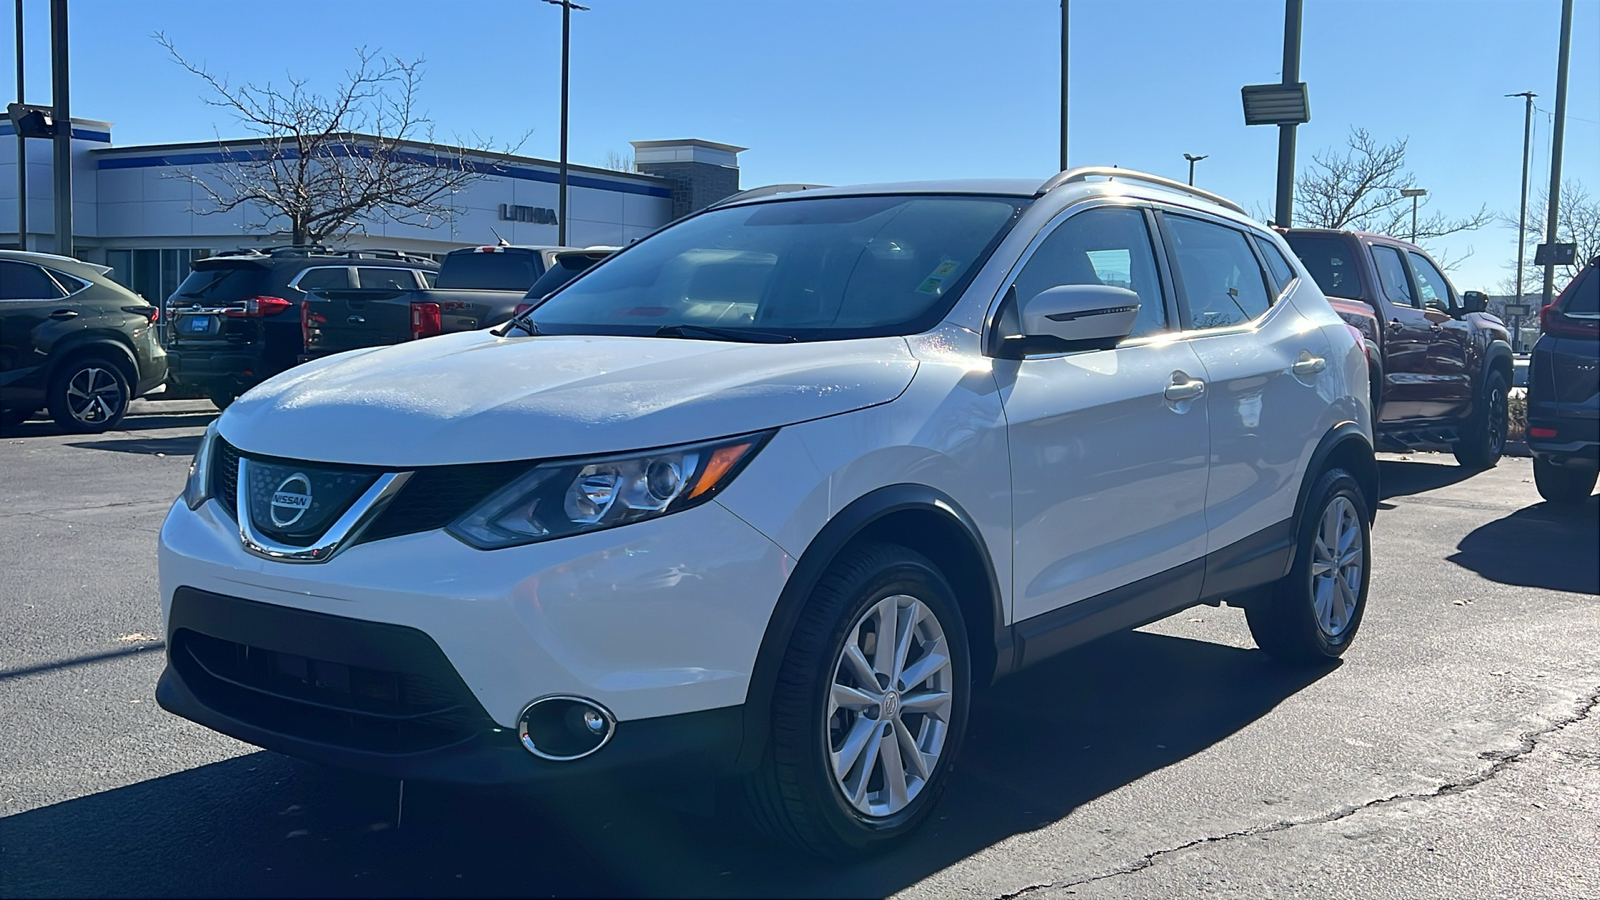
1183;153;1208;186
1401;188;1426;242
14;0;26;251
1507;91;1536;351
541;0;589;247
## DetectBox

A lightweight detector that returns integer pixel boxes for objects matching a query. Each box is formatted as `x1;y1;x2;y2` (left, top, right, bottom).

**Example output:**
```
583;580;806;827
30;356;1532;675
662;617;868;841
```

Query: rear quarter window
1562;266;1598;315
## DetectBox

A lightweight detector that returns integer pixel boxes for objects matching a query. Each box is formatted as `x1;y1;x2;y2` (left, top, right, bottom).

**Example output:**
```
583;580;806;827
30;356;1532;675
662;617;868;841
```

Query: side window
1563;266;1598;315
1405;252;1453;312
1165;215;1273;330
1284;234;1361;297
355;267;420;291
420;270;438;288
0;261;67;301
291;267;351;293
1009;206;1168;339
1251;234;1297;294
1369;245;1416;308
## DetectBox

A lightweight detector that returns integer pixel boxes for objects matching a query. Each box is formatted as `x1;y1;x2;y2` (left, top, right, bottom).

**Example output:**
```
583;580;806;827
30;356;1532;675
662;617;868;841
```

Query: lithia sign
499;203;559;225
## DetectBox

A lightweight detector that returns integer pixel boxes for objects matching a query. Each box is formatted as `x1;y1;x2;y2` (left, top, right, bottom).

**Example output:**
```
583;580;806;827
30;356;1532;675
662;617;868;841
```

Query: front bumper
157;588;745;786
159;493;791;755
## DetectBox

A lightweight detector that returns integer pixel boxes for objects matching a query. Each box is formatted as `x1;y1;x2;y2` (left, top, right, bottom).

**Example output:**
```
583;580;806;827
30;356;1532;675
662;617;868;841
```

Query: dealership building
0;115;745;301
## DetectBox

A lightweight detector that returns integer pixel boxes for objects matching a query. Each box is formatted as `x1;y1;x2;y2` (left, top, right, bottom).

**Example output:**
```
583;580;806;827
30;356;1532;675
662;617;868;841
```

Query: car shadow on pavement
0;629;1334;899
65;435;204;456
1447;497;1600;595
1377;457;1478;501
1;410;216;439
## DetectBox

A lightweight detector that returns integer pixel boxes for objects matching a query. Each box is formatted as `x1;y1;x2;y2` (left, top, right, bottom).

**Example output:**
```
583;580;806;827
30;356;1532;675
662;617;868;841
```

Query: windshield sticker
916;259;962;295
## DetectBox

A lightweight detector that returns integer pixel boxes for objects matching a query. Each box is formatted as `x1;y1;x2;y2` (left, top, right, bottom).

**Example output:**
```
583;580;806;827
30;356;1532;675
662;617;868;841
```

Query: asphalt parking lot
1;400;1597;899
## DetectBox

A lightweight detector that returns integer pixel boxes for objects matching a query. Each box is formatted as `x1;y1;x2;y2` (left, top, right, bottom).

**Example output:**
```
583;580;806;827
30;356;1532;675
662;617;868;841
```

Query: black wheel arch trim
43;334;140;385
736;484;1008;773
1293;422;1379;543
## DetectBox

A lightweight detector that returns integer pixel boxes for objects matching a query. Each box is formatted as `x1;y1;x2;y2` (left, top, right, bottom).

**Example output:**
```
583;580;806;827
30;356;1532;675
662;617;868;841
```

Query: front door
1369;243;1448;422
1406;250;1474;419
996;205;1210;624
0;260;69;405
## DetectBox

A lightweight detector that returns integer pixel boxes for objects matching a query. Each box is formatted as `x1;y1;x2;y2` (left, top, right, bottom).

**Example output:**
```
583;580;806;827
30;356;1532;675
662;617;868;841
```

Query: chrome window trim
237;459;413;563
42;267;92;299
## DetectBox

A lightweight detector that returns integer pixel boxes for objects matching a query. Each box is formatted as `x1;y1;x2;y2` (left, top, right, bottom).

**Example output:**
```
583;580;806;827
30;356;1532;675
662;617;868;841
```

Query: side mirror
1003;284;1140;356
1461;291;1487;314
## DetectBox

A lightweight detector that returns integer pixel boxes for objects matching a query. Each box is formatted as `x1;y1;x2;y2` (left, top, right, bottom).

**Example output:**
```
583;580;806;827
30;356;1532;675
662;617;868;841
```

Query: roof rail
1036;167;1248;216
709;183;831;209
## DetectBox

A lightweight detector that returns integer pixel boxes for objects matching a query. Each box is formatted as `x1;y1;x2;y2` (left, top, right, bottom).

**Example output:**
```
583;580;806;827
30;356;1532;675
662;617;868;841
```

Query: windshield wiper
654;324;797;343
496;309;540;337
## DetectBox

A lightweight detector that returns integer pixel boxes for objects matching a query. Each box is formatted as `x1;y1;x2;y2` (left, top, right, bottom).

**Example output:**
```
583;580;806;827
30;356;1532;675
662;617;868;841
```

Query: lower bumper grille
167;588;493;755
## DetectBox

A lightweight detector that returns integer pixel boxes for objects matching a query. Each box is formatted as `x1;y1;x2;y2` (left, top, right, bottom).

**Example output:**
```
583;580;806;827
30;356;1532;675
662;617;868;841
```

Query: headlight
447;431;773;549
184;419;220;510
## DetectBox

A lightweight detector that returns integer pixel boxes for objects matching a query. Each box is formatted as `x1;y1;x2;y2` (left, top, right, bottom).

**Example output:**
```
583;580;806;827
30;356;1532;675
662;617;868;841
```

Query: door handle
49;309;79;321
1387;319;1403;332
1291;355;1327;377
1164;375;1206;402
1429;323;1444;332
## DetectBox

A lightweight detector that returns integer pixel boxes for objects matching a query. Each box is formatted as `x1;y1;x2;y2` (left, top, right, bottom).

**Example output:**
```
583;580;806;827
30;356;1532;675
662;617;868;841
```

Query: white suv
158;169;1376;856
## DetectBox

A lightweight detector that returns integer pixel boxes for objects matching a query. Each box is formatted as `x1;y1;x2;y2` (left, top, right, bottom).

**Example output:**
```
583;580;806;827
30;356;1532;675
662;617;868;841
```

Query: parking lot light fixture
1400;188;1427;242
1183;153;1208;186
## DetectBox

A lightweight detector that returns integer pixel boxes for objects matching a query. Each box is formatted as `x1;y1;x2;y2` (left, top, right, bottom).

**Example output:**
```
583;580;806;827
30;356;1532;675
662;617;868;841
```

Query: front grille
209;439;527;545
360;460;531;543
171;627;490;755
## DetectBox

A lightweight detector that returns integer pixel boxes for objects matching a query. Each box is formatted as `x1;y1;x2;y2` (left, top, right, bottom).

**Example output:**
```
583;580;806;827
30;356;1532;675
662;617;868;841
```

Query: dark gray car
0;250;167;432
1527;258;1599;504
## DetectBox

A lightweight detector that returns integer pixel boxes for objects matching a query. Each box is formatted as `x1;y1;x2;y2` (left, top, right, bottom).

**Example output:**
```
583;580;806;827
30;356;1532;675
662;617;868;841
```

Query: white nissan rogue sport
158;168;1377;857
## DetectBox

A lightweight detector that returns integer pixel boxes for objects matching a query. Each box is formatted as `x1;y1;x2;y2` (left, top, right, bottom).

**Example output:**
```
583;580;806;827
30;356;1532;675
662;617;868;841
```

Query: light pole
1401;188;1426;242
1183;153;1208;186
1059;0;1069;171
541;0;588;247
1508;91;1536;351
14;0;26;251
1540;0;1574;311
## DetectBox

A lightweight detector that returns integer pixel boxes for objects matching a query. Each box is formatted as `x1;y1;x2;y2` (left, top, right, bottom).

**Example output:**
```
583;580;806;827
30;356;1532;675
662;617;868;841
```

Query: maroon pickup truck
1284;229;1513;468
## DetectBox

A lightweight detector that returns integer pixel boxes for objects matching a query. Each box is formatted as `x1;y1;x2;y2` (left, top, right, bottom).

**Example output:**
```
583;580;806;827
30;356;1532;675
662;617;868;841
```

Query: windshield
435;251;545;290
524;253;610;300
527;194;1025;340
172;265;267;301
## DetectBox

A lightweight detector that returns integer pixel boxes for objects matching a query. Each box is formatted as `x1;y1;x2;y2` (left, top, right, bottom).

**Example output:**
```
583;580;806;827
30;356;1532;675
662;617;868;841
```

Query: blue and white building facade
1;116;743;302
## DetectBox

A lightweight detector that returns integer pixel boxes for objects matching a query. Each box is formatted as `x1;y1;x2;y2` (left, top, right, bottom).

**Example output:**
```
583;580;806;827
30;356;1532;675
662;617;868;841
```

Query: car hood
220;331;918;466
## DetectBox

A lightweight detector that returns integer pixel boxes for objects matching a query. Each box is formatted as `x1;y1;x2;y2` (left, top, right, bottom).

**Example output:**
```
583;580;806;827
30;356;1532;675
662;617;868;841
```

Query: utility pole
1274;0;1303;228
1183;153;1208;186
1059;0;1069;171
49;0;69;257
13;0;25;251
1540;0;1573;310
1508;90;1536;351
542;0;588;247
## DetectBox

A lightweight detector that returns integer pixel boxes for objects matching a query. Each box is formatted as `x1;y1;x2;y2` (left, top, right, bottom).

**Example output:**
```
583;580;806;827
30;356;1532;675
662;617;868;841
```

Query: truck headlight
183;420;221;510
447;431;773;549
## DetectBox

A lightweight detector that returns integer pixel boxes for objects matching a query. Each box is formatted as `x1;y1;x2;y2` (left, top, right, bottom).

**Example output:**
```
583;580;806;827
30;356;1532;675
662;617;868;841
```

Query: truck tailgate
302;289;416;357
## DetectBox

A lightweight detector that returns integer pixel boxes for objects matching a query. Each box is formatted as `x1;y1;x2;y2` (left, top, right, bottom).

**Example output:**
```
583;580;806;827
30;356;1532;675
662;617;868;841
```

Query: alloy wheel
826;593;954;818
66;367;125;425
1487;383;1506;457
1310;495;1364;638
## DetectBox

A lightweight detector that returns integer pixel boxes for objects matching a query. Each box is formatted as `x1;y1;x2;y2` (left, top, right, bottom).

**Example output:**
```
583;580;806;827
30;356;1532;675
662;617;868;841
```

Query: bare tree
1497;179;1600;297
1293;128;1491;246
601;150;636;173
158;34;524;245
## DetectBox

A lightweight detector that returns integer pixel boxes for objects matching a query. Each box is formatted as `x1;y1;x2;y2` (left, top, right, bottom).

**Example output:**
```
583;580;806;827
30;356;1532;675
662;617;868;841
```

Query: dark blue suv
1527;258;1599;505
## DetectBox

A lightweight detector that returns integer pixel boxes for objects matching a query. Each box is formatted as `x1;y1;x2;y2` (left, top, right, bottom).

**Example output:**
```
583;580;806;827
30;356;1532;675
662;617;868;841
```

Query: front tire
1533;457;1598;506
207;388;236;411
47;357;130;433
1246;468;1372;664
1454;370;1508;469
743;543;970;858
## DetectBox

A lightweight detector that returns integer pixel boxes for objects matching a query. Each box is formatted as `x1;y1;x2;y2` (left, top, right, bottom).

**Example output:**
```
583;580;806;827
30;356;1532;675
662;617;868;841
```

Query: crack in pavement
992;684;1600;900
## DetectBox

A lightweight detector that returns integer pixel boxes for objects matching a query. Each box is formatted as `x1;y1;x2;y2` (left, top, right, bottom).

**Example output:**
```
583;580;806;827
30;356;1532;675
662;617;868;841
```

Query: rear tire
1246;468;1371;664
742;543;970;858
47;356;131;434
1453;370;1508;469
1533;457;1598;506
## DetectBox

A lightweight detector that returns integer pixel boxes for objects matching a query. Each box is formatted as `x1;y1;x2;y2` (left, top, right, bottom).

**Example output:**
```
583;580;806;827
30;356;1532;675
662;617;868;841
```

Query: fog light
517;696;616;761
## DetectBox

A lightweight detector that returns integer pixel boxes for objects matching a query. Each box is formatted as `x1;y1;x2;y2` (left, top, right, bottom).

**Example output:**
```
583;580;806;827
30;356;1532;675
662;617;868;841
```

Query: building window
105;248;213;300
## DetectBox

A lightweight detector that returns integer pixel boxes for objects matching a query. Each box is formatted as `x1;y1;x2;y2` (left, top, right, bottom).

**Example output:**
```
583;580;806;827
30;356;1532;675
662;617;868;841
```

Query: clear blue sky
7;0;1598;292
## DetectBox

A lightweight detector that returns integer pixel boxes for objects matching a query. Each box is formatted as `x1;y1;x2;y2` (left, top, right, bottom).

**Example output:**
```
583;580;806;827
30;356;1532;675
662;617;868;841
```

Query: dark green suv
0;250;167;433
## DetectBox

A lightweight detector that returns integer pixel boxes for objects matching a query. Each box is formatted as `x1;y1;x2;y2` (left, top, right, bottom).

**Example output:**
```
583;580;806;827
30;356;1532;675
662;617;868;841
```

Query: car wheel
743;543;970;858
1246;467;1371;664
1453;370;1508;469
1533;457;1598;506
207;389;236;411
47;357;131;433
